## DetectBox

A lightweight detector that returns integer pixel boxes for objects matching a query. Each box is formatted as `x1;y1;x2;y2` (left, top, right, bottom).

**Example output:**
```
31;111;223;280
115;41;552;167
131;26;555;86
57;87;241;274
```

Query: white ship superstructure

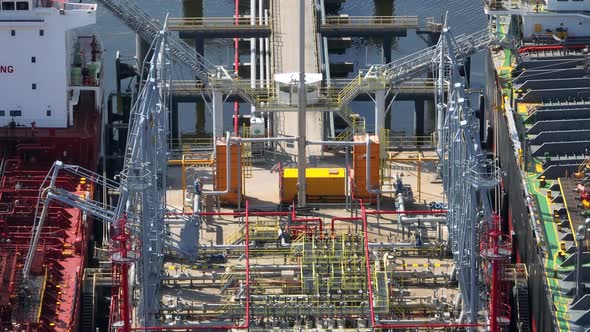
0;0;100;128
485;0;590;37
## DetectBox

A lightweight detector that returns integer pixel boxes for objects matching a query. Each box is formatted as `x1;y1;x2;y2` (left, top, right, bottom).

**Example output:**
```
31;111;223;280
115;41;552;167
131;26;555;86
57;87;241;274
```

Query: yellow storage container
281;168;346;203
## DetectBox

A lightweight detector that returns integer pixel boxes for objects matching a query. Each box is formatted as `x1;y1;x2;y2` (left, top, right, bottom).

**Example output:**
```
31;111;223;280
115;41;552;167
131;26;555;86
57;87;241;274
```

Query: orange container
215;139;242;206
351;135;379;202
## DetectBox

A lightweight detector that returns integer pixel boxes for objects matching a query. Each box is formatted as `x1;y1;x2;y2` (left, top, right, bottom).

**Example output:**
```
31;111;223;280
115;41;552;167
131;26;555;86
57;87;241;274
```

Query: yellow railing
174;77;430;110
225;229;243;245
334;126;354;141
167;17;271;30
168;137;214;151
336;73;363;106
324;16;419;28
387;135;436;149
36;269;49;323
577;155;590;174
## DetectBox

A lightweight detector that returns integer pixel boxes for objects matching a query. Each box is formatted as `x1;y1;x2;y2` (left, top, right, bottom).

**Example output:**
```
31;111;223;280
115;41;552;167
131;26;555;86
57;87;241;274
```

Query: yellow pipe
417;155;422;203
167;159;213;166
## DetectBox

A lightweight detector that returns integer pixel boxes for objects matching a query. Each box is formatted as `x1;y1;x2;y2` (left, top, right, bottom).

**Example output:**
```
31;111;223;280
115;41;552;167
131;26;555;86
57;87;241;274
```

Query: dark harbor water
92;0;486;136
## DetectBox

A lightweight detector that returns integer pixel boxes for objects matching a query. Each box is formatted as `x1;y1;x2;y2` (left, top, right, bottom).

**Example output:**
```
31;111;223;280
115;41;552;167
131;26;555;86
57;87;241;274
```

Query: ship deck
491;11;590;331
0;159;90;331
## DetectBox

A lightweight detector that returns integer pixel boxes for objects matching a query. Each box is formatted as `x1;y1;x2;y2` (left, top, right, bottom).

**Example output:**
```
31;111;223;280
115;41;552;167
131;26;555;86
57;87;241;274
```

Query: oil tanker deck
0;1;102;331
3;0;577;331
486;0;590;330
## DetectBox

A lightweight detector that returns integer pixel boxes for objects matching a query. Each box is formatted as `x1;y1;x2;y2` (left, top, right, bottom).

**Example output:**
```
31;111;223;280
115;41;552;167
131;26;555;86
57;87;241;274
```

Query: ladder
241;125;253;178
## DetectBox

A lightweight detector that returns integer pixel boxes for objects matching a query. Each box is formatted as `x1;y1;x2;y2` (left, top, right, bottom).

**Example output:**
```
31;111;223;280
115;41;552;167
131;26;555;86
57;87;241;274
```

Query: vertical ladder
241;125;253;178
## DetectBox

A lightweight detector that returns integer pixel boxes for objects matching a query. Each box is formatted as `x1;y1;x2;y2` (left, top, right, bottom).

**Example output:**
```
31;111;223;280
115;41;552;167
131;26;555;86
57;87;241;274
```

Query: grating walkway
167;17;271;38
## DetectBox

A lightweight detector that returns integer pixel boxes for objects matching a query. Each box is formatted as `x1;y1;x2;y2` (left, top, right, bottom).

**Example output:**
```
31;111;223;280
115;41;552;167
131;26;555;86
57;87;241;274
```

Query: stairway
379;28;497;85
335;104;356;127
337;73;363;108
97;0;215;82
80;291;95;332
515;285;531;332
225;228;244;245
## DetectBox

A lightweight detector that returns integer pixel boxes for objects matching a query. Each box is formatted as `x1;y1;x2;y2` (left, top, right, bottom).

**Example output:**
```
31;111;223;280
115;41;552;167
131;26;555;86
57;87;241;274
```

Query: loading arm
20;161;195;289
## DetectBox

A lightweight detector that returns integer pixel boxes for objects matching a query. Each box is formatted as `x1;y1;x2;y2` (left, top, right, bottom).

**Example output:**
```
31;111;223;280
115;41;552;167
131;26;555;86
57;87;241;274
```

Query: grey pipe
306;140;365;146
397;193;406;221
377;319;439;325
238;136;297;143
264;9;271;89
400;216;447;224
368;242;438;248
196;242;436;250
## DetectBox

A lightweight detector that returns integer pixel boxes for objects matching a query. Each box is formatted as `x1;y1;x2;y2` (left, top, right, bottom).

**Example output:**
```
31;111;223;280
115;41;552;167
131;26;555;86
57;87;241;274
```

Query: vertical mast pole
297;0;307;207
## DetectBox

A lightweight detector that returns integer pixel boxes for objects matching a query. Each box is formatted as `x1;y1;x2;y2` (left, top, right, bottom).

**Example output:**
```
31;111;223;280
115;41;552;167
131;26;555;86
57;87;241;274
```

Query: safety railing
225;229;244;245
484;0;535;11
241;125;253;178
324;15;419;28
375;28;497;85
167;17;271;30
386;135;436;150
336;72;363;107
167;137;214;155
333;126;354;141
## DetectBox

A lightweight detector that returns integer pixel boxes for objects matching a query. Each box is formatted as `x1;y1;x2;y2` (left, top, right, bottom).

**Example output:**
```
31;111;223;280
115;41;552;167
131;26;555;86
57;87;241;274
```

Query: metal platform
168;17;272;38
320;15;419;37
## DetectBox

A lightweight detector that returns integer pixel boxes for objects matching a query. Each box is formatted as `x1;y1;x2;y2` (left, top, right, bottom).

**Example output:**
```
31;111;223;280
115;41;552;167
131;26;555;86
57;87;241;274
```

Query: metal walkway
97;0;502;138
335;28;499;108
168;17;271;38
320;16;419;36
170;78;437;103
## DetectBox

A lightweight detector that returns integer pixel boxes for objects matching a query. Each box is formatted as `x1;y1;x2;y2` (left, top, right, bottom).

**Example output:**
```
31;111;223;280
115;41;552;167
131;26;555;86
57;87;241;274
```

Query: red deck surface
0;90;100;332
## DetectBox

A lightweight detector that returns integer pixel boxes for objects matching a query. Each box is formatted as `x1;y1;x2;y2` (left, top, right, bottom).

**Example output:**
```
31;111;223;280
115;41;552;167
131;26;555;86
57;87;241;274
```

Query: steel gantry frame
119;30;171;326
433;26;499;327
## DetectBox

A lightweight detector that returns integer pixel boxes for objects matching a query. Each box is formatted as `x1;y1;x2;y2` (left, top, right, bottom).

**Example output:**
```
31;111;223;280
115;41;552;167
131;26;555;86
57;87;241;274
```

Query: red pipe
131;204;252;332
131;327;241;331
233;0;240;135
120;215;131;332
364;210;447;215
518;44;586;54
167;211;290;217
360;201;377;327
372;323;483;329
291;217;322;234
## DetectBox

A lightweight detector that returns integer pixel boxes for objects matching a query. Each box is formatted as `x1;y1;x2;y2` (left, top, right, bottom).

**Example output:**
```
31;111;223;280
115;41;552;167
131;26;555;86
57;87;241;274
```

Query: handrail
167;17;271;29
324;15;419;27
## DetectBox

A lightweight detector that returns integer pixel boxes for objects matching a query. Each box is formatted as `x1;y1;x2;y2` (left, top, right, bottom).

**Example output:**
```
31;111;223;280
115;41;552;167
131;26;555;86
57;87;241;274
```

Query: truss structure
433;26;499;327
